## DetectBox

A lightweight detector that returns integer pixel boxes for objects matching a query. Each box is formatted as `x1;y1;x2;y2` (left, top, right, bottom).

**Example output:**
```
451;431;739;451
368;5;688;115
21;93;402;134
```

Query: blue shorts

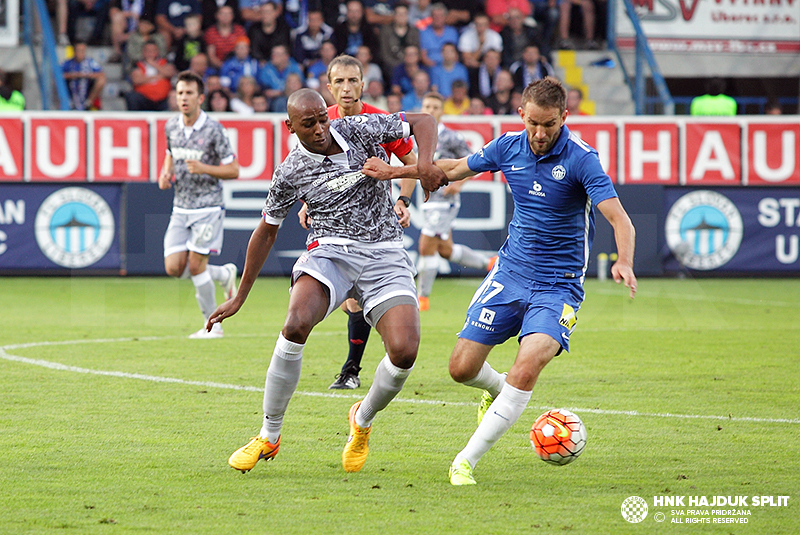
458;261;584;353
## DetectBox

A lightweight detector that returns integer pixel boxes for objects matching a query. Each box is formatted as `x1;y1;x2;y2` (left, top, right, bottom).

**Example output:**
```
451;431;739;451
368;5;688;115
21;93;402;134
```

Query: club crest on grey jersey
264;113;410;245
165;113;236;210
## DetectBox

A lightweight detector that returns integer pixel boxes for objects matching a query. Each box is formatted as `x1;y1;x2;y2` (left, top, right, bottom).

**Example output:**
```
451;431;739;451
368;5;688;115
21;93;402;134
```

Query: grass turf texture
1;276;798;534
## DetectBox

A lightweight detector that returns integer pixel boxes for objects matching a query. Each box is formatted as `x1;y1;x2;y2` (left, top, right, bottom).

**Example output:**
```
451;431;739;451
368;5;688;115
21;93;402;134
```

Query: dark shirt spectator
68;0;111;46
390;44;428;96
510;44;554;91
173;13;205;71
155;0;202;48
468;49;502;99
202;0;241;30
291;10;334;67
109;0;157;62
332;0;379;57
247;1;292;62
500;8;543;67
378;2;420;81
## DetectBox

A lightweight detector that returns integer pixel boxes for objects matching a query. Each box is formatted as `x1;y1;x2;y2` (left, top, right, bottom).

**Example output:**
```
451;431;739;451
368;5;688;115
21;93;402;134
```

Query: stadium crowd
52;0;603;113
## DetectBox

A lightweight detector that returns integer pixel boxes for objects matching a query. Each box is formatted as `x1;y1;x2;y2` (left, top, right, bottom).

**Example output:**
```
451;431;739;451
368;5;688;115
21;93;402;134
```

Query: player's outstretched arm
404;112;448;192
362;156;476;183
597;197;637;299
206;219;278;330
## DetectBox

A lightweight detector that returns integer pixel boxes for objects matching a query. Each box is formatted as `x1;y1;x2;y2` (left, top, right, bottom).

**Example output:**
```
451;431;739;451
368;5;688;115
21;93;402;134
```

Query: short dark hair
522;76;567;114
327;54;363;82
176;70;205;95
422;91;444;103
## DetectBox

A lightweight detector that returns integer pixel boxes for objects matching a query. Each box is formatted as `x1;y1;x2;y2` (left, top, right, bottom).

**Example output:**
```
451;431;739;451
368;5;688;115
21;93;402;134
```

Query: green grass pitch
1;276;799;534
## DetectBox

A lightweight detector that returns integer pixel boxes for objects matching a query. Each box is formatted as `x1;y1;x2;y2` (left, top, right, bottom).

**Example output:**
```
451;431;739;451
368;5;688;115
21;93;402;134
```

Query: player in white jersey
206;88;447;475
416;92;497;311
159;71;240;339
362;77;637;485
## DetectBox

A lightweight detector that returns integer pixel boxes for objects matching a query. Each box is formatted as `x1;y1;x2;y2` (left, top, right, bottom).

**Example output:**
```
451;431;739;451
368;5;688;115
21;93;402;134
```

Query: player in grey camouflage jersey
158;71;240;339
207;88;447;475
416;93;496;311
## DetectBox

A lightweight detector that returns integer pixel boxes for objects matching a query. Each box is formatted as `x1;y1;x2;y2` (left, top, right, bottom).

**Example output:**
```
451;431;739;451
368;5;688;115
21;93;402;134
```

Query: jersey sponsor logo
552;165;566;180
171;147;205;161
559;303;577;331
34;187;115;268
528;181;546;197
511;165;526;171
665;190;743;270
325;171;365;192
478;307;496;325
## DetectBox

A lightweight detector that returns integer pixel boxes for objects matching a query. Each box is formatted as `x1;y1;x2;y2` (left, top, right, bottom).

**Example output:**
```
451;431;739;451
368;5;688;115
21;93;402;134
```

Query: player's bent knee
449;360;480;383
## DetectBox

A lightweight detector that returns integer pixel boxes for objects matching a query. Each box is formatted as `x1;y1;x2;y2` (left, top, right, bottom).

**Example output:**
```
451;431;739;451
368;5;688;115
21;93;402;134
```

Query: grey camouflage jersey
263;113;411;245
427;124;471;204
165;111;236;210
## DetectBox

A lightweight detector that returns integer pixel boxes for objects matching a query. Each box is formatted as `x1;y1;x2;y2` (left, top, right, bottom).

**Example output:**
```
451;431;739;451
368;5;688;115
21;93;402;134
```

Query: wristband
398;195;411;207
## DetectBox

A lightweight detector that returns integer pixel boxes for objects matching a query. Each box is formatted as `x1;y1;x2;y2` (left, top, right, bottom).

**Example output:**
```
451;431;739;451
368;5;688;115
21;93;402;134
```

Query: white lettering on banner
0;229;6;255
753;130;796;182
98;126;141;177
757;198;800;227
0;128;18;175
571;129;611;174
629;130;672;180
226;127;268;179
222;180;272;230
776;235;798;264
0;200;25;224
691;131;735;180
36;126;80;178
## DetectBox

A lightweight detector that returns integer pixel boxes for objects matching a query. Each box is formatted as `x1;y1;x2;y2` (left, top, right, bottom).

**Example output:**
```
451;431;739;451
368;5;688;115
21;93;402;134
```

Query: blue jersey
467;124;617;282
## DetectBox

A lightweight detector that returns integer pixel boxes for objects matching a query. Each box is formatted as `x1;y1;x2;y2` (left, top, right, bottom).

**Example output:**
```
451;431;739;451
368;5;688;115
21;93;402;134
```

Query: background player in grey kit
207;88;447;475
159;70;240;339
416;92;496;312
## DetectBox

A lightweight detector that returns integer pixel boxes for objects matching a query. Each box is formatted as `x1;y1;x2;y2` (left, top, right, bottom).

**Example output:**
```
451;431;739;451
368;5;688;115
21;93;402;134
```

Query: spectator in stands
317;72;336;105
765;98;782;115
364;0;396;26
62;40;107;111
430;42;468;98
258;44;304;100
469;49;502;99
466;96;492;115
484;68;515;114
230;75;259;114
207;87;233;111
529;0;558;60
188;52;214;80
173;13;206;71
205;73;223;94
68;0;110;46
418;3;459;67
362;78;389;109
458;12;503;69
0;69;25;111
292;9;334;68
205;5;248;70
126;40;176;111
391;44;427;96
201;0;241;30
50;0;71;46
251;93;269;112
386;92;402;113
443;79;470;114
333;0;379;57
219;36;259;91
284;0;312;29
408;0;432;29
126;15;168;75
558;0;599;50
401;69;431;111
155;0;201;48
248;1;292;62
356;45;384;86
109;0;155;62
566;86;590;115
510;44;554;91
378;2;420;82
484;0;531;33
501;8;543;67
690;78;737;116
441;0;477;29
305;41;338;89
239;0;267;26
269;72;304;112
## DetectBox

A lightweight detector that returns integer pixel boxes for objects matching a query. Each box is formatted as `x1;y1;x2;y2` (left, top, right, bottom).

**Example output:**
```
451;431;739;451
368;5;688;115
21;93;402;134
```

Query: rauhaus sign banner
616;0;800;53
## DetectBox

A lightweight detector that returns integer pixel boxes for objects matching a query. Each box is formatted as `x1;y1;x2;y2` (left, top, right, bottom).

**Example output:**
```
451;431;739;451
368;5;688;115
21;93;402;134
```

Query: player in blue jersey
362;77;637;485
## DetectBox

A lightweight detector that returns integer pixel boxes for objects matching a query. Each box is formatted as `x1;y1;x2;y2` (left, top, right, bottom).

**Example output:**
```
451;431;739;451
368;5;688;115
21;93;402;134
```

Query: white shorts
291;242;418;326
163;207;225;257
421;200;460;241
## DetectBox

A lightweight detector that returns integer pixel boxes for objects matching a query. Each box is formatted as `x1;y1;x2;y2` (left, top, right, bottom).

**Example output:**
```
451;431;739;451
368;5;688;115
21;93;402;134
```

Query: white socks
417;254;439;297
191;271;216;320
455;382;532;469
356;355;413;428
450;244;490;270
463;361;506;399
260;333;304;443
205;264;229;283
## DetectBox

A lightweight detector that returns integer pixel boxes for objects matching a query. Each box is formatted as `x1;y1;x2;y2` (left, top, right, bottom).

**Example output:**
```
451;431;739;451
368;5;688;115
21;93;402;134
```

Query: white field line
2;336;799;425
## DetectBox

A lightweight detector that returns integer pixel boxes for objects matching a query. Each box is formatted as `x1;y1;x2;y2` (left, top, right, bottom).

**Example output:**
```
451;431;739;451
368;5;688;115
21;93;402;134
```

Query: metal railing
607;0;674;115
23;0;71;110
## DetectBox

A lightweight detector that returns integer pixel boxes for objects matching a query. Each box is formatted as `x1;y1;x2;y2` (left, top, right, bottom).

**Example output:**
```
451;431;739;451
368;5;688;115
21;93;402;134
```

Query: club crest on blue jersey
552;165;566;180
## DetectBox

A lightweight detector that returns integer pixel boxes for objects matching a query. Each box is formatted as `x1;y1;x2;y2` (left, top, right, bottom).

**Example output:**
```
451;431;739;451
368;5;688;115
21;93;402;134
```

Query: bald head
286;88;333;155
287;88;327;120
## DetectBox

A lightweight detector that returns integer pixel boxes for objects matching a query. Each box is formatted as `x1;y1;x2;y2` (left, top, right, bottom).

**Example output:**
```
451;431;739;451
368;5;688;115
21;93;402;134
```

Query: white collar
182;110;208;131
297;125;350;162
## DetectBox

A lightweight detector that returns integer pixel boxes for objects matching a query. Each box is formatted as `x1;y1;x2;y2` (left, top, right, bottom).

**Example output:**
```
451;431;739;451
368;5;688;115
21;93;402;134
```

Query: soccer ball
530;409;587;465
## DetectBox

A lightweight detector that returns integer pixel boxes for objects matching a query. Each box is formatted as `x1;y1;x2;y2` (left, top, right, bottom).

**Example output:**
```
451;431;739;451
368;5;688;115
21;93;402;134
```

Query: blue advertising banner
0;184;121;271
664;188;800;273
